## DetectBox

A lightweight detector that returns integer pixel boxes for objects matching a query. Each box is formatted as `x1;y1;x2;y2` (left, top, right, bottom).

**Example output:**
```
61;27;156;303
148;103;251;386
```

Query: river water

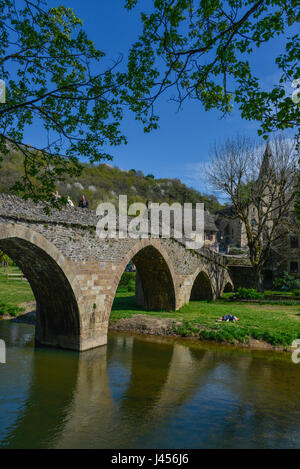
0;321;300;449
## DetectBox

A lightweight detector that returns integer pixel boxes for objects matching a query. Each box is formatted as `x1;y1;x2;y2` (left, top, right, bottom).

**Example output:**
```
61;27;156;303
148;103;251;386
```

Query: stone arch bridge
0;195;233;351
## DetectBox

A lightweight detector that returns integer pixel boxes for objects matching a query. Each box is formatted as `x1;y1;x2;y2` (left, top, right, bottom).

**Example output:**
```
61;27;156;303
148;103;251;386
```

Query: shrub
236;288;264;300
0;251;14;267
291;279;300;290
292;289;300;297
172;320;200;337
273;271;300;291
119;272;135;289
228;247;246;255
0;304;24;316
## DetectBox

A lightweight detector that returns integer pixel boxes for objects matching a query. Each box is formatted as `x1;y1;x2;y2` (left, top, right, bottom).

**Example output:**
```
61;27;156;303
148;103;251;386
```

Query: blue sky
24;1;295;195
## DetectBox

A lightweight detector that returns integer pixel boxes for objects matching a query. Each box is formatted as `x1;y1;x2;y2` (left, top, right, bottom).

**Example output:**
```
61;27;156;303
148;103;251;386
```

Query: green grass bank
1;267;300;348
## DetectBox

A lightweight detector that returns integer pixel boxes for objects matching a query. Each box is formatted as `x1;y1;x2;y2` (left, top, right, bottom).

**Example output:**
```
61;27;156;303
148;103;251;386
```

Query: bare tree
207;135;298;291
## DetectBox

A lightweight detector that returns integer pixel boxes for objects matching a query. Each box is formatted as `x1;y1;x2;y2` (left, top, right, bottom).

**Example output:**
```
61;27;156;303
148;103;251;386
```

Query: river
0;321;300;449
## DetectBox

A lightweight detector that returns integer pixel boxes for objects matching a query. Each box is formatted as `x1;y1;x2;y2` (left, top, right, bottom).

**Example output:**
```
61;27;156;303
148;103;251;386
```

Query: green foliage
171;320;201;337
293;280;300;289
0;250;14;266
292;289;300;297
125;0;300;139
0;0;132;203
236;288;264;300
273;271;300;291
118;272;136;293
199;327;250;345
0;303;24;317
249;330;295;347
228;247;246;255
119;272;135;288
161;316;297;346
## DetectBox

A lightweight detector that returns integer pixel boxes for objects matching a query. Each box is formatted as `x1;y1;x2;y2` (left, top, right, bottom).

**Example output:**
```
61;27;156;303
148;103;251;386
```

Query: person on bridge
79;195;89;208
51;191;60;203
67;196;74;207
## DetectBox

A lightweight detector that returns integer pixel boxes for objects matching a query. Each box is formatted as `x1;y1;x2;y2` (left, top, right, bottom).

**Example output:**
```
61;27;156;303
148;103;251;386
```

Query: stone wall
228;265;257;289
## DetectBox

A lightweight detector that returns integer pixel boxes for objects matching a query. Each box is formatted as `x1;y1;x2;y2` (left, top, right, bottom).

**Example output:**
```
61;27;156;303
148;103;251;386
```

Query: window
290;237;299;249
290;262;299;274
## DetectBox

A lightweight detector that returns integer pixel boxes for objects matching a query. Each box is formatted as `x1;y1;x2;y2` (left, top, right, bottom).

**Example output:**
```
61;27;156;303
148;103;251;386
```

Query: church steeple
259;141;273;180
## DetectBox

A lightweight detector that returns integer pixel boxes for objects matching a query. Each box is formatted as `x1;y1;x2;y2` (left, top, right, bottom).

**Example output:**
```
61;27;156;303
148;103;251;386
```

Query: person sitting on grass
216;314;239;322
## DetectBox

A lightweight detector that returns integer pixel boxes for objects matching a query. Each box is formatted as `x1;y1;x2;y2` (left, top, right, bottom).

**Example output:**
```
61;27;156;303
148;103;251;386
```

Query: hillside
0;150;223;212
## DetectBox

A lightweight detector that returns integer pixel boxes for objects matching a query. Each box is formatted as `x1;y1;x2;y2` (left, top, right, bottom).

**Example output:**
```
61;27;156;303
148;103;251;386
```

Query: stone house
215;206;248;252
203;210;218;249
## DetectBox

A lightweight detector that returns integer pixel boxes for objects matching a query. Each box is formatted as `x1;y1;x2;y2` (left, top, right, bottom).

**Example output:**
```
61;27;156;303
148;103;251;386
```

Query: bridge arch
0;223;81;350
219;273;234;296
223;281;234;293
190;269;213;300
109;239;177;317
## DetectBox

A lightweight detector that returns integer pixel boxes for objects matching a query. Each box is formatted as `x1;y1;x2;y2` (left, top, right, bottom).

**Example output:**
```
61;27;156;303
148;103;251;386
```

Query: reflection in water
0;322;300;448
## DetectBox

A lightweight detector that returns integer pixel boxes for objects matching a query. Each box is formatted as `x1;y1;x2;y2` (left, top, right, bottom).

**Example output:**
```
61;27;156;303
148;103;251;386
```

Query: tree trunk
256;268;264;292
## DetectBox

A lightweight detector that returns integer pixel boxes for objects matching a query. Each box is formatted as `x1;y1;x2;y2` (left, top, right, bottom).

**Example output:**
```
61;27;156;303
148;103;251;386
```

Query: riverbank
1;267;299;352
110;291;300;350
3;301;297;352
109;314;293;352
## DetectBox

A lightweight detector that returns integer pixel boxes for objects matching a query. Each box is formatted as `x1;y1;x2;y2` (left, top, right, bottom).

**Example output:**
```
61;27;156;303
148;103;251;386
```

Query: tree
0;0;129;205
296;148;300;222
206;135;297;291
0;249;10;267
125;0;300;225
125;0;300;138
